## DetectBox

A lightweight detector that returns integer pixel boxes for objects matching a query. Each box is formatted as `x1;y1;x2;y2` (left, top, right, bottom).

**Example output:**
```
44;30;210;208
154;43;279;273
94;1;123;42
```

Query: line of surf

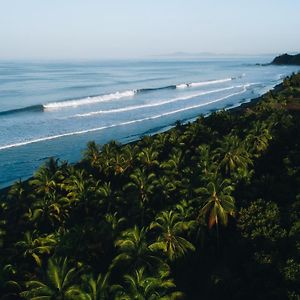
0;88;247;151
0;77;237;115
43;90;136;110
43;77;236;110
72;85;248;118
176;77;232;89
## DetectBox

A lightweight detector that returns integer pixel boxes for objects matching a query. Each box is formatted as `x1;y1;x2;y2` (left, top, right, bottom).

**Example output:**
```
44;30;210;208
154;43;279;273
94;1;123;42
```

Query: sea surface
0;57;299;188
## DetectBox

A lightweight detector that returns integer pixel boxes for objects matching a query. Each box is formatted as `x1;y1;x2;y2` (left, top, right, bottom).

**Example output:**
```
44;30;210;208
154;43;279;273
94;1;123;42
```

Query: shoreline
0;79;286;195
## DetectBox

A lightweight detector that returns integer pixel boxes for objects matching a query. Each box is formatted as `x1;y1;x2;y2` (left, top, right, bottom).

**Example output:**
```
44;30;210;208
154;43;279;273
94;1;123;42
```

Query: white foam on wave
43;90;136;110
0;87;248;151
176;77;232;89
73;85;248;118
176;84;189;89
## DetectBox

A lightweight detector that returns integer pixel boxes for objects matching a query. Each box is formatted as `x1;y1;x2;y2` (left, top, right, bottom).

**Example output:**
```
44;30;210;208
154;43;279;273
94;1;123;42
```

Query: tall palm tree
124;168;156;225
80;272;111;300
83;141;101;171
25;191;65;229
30;168;57;196
214;134;252;177
121;145;138;173
30;158;64;195
16;231;57;267
153;176;177;204
114;267;183;300
194;144;217;177
149;211;195;261
112;226;163;272
98;182;116;213
0;202;7;248
161;149;183;176
197;178;235;229
138;147;159;170
245;121;272;156
20;257;85;300
62;170;99;214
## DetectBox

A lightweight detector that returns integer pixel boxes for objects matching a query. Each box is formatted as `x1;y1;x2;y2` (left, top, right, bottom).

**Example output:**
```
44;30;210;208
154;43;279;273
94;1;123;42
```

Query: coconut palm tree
20;257;85;300
62;170;99;214
149;211;195;261
83;141;101;171
121;145;138;173
114;267;183;300
124;168;156;224
30;158;64;195
16;230;57;267
245;121;272;156
138;147;159;170
194;144;217;177
161;149;183;176
197;178;235;229
109;153;126;175
153;176;177;205
80;272;112;300
0;264;22;300
25;191;65;229
214;134;252;177
112;226;163;272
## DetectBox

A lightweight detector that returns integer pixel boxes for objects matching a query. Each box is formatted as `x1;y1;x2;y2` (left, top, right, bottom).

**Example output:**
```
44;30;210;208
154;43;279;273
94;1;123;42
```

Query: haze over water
0;57;299;187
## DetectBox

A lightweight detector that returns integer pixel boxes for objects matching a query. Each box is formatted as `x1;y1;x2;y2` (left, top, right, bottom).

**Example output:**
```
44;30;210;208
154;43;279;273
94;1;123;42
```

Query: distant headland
271;53;300;65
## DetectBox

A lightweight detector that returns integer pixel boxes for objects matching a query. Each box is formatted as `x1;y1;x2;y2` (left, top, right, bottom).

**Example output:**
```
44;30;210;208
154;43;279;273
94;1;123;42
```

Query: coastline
0;79;286;196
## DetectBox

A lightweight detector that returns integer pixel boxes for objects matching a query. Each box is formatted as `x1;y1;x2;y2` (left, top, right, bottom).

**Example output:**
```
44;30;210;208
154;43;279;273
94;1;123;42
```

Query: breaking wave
43;90;136;110
0;88;247;151
73;85;248;118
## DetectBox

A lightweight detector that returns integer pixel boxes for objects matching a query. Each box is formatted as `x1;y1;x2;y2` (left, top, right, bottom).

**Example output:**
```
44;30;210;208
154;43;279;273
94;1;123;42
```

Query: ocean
0;57;299;188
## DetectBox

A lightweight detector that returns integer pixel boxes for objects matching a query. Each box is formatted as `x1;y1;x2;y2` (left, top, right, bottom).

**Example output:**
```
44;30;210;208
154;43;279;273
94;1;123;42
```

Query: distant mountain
272;53;300;65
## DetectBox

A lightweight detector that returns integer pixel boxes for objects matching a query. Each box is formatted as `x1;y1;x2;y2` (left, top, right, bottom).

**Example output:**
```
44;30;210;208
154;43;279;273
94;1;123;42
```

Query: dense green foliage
1;73;300;299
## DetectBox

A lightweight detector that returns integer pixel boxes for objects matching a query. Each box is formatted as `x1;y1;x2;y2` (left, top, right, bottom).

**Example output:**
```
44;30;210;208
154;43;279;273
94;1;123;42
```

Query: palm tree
153;176;177;204
161;149;183;176
149;211;195;261
0;264;22;300
98;182;116;213
114;267;183;300
110;153;126;175
100;141;121;176
245;121;272;156
197;178;235;229
121;145;138;173
138;147;159;170
214;134;252;177
80;272;111;300
124;168;156;224
16;231;57;267
30;158;64;195
20;257;85;300
83;141;101;171
30;168;57;196
0;202;7;248
25;191;65;229
62;170;99;214
104;212;126;236
194;144;217;177
112;226;163;272
7;180;31;227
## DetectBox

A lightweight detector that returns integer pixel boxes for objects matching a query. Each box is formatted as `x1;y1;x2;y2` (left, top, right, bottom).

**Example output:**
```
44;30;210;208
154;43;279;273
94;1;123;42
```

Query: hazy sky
1;0;299;59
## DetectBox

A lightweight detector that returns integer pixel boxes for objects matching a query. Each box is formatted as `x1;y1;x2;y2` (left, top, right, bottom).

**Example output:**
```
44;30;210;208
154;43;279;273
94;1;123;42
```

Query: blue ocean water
0;57;299;188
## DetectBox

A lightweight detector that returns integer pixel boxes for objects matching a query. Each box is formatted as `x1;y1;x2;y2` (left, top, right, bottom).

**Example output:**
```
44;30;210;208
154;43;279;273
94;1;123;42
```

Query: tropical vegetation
1;73;300;299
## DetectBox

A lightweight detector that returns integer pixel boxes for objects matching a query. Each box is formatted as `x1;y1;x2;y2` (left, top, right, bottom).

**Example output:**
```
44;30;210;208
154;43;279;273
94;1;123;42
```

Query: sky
1;0;300;59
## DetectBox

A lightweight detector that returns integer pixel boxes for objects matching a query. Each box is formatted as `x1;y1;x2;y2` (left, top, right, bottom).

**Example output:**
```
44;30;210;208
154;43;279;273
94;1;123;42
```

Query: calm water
0;57;299;187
